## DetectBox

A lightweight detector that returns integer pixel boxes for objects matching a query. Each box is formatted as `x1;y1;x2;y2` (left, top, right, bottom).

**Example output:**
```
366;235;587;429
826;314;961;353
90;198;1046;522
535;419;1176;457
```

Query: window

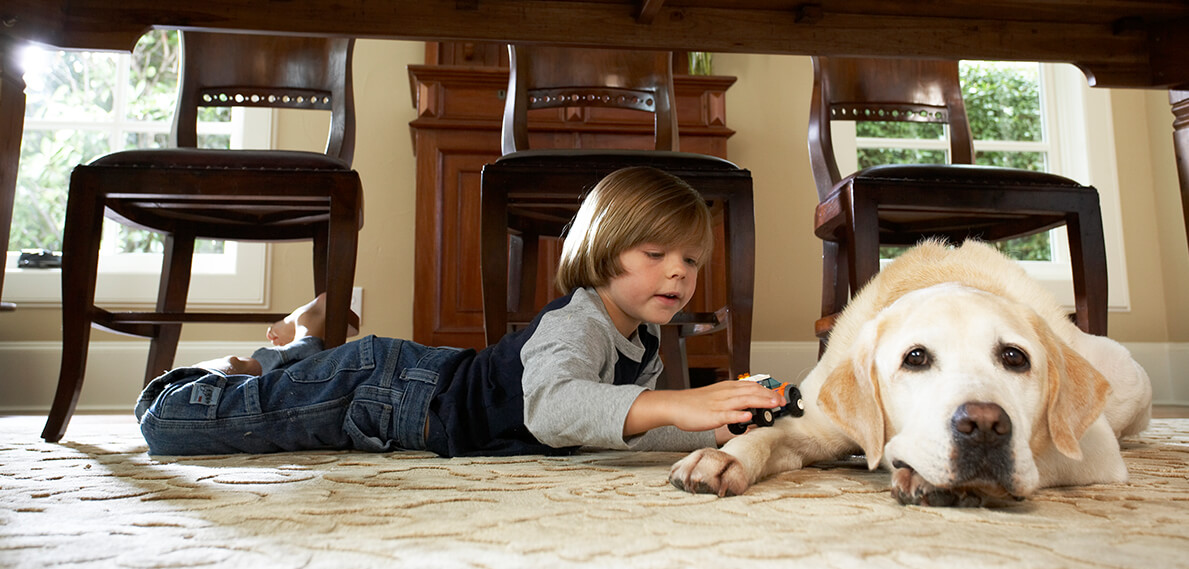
829;61;1130;311
5;30;270;307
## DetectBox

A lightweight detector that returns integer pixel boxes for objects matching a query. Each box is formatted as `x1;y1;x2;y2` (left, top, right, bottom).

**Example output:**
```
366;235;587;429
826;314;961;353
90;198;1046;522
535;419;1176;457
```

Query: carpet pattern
1;415;1187;568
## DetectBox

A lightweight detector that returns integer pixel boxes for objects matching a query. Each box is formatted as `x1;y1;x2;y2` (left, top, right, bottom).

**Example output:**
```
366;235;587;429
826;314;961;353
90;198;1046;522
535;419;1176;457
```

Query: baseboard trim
2;340;1185;413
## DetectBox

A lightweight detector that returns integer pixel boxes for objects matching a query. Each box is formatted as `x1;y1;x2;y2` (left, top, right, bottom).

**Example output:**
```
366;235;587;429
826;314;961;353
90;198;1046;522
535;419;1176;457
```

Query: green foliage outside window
858;61;1052;261
11;30;227;255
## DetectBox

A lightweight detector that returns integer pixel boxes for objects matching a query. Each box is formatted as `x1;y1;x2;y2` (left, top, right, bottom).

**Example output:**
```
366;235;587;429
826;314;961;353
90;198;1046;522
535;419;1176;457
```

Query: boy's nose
668;258;689;278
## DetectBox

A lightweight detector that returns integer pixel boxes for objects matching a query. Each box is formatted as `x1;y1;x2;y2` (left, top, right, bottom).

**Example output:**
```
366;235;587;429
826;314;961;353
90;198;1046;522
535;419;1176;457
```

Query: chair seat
815;164;1096;244
847;163;1085;187
73;161;362;241
488;150;752;247
90;148;352;170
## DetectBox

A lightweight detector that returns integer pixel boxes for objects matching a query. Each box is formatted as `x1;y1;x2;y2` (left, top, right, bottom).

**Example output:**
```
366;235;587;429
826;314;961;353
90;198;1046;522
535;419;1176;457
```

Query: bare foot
193;356;263;376
266;293;359;346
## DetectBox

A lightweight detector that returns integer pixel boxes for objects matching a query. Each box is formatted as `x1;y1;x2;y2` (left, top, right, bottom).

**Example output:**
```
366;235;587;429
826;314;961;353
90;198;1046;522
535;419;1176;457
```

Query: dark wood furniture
479;44;754;389
6;2;1188;88
808;56;1107;351
41;32;364;442
408;43;741;380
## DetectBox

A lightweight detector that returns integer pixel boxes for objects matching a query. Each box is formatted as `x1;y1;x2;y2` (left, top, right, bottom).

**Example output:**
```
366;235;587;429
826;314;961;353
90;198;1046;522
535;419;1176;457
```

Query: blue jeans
135;335;461;455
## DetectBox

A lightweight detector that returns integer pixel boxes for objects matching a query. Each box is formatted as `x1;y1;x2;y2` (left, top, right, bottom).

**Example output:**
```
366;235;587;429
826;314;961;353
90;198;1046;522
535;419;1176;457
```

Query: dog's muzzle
950;401;1018;495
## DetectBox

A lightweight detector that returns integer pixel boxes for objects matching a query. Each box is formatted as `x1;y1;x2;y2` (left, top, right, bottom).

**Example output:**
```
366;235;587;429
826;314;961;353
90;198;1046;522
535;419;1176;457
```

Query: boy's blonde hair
555;166;714;293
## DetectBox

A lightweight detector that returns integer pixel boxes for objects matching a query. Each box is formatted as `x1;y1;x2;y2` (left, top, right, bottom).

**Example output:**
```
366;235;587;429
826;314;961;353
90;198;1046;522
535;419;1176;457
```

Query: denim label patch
189;384;222;406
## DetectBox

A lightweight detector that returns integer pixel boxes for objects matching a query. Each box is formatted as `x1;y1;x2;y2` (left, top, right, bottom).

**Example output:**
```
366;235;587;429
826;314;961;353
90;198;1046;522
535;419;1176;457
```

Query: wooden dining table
2;0;1188;309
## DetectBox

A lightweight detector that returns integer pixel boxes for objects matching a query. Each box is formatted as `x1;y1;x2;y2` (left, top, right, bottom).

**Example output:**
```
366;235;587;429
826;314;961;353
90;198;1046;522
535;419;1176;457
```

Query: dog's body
670;241;1152;506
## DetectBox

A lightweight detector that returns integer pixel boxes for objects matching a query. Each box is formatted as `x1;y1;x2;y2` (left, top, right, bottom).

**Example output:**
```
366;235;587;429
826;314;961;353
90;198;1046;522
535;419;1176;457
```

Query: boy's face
596;242;699;338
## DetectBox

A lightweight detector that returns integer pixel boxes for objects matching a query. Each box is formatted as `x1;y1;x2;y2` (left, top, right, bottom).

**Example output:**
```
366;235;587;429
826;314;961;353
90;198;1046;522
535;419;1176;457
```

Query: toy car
728;373;804;435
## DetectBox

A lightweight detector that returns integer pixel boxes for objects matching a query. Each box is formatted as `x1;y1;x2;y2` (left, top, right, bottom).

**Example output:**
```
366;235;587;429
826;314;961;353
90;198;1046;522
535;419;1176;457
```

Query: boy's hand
624;380;780;438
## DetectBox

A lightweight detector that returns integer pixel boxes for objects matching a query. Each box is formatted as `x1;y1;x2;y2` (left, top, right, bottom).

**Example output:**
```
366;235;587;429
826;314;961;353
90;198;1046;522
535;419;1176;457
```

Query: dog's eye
902;347;931;370
999;345;1031;372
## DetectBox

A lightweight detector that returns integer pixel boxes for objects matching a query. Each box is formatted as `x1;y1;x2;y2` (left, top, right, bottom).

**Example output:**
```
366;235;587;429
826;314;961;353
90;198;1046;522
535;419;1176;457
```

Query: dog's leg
669;426;786;496
669;415;853;496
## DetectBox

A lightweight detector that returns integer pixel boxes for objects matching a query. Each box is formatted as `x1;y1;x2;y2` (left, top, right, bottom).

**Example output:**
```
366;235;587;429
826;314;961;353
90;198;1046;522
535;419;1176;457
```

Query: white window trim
832;63;1130;313
4;41;275;309
4;242;270;308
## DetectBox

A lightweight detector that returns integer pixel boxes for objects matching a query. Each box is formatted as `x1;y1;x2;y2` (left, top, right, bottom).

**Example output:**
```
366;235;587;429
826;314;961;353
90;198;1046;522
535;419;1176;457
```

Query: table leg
1172;90;1189;258
0;38;27;311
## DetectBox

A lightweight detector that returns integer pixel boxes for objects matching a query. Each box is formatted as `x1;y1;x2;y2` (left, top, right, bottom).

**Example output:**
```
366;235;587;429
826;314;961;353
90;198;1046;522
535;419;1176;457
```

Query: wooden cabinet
407;43;738;376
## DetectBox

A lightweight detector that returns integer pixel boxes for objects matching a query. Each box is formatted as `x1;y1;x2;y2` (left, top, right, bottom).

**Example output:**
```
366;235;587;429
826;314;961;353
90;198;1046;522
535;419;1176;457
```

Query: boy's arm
624;382;780;438
519;304;703;451
520;331;650;450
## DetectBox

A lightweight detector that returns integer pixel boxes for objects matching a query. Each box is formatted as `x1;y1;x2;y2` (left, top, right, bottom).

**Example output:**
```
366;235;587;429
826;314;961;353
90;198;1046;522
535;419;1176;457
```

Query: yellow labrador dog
670;240;1152;506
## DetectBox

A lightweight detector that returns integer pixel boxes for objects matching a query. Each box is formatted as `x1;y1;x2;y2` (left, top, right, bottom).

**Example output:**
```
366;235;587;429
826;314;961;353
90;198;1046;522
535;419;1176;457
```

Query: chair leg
43;178;105;442
818;241;848;357
506;233;524;313
722;186;755;380
1067;205;1109;336
322;188;360;349
313;222;329;296
518;230;541;316
142;230;195;386
480;176;510;346
845;189;882;295
657;326;691;390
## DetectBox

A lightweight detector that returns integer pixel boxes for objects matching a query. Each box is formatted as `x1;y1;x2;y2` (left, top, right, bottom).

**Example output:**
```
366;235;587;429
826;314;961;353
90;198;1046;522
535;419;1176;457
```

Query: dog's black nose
951;402;1012;445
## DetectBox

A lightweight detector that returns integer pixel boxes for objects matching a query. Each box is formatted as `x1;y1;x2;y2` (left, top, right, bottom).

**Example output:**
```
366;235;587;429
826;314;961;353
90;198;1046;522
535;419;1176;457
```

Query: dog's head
816;283;1110;502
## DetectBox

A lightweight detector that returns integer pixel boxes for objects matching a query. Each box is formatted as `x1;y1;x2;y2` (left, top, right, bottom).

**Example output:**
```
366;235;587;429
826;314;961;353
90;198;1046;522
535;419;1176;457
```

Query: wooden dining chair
480;45;755;390
808;56;1107;352
42;31;364;442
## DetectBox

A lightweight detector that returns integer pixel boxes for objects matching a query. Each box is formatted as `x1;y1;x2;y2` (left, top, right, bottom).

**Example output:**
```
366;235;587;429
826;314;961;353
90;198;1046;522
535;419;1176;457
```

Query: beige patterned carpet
2;414;1187;569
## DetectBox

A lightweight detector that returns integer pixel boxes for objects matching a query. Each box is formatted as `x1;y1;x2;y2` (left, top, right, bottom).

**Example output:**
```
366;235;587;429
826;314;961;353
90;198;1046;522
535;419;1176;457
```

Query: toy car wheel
728;422;748;435
756;409;775;427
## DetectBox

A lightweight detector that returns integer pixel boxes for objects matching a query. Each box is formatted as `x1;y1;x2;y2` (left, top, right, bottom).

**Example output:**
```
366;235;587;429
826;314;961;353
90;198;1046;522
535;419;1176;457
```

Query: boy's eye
684;257;698;266
645;251;664;259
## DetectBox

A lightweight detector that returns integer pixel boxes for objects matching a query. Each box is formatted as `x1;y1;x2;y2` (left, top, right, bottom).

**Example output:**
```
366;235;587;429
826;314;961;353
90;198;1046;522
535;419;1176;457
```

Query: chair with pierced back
808;56;1107;352
42;31;364;442
479;45;755;390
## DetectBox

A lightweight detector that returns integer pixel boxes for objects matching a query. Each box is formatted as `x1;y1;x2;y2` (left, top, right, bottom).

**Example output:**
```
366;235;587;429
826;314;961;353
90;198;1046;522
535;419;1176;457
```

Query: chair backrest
501;45;679;155
172;31;356;164
807;56;974;201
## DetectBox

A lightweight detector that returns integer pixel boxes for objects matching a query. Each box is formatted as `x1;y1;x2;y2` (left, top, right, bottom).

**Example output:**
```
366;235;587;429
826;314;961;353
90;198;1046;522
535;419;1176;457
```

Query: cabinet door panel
412;131;500;349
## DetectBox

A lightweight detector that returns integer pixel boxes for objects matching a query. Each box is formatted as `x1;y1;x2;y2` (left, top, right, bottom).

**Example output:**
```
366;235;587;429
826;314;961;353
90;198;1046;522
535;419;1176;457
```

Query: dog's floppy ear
818;324;886;470
1035;315;1111;460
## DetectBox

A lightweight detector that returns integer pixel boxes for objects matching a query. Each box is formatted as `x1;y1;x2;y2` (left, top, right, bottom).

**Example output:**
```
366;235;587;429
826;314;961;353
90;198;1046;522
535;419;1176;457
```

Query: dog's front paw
891;464;984;507
669;448;751;497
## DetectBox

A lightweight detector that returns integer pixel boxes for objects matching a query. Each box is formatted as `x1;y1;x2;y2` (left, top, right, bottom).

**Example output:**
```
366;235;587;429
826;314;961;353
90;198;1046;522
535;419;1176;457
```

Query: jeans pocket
343;397;395;452
286;335;376;384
